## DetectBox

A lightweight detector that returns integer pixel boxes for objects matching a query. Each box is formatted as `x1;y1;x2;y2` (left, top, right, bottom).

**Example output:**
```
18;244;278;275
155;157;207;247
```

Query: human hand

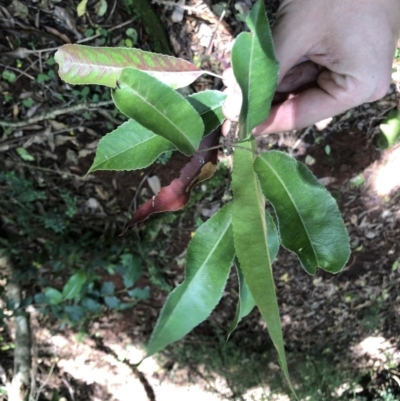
222;0;400;135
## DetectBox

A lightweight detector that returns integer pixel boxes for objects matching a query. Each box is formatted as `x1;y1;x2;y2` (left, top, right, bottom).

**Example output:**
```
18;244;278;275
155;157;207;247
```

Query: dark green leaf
44;288;63;305
128;287;150;300
81;297;102;312
88;119;175;173
64;305;85;322
146;203;235;357
265;209;280;260
231;138;294;394
104;296;120;309
118;301;139;310
187;90;226;136
227;210;280;338
112;68;204;155
34;293;48;305
227;260;255;340
231;0;278;138
254;151;350;274
120;254;142;288
101;281;115;296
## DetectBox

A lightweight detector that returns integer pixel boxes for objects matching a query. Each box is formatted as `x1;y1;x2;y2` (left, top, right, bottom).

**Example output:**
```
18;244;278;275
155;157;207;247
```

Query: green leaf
254;150;350;274
265;209;280;261
45;288;63;305
101;282;115;296
146;203;235;357
227;260;255;339
95;0;108;16
231;138;295;395
77;0;89;16
112;68;204;156
62;271;87;300
37;73;50;83
16;147;35;162
128;287;150;300
120;253;142;288
104;296;120;309
55;44;211;89
22;98;34;108
231;0;278;138
227;210;280;338
81;297;102;312
2;70;17;83
64;305;85;322
378;110;400;149
88;119;175;173
34;293;48;305
187;90;226;135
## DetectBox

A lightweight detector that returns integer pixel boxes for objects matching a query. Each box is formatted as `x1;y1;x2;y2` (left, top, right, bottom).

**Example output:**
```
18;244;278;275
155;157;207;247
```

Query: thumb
272;11;312;84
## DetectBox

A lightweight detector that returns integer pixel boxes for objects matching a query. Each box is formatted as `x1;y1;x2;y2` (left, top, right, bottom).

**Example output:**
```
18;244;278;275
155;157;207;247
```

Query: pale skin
222;0;400;135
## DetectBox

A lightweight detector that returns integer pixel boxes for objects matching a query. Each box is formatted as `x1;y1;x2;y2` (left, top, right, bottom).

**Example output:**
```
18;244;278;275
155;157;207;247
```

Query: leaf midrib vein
260;158;319;264
129;86;196;151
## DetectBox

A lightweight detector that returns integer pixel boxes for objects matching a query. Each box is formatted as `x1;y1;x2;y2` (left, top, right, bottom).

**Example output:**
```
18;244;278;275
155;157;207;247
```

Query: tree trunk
0;254;31;401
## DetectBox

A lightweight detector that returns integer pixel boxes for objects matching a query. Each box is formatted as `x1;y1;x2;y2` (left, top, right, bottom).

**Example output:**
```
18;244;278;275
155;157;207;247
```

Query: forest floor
1;0;400;400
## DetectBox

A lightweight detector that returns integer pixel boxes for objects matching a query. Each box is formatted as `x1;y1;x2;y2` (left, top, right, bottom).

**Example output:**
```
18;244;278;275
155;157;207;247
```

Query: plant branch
0;19;136;58
0;101;113;128
0;63;35;80
4;160;87;180
76;20;133;44
33;361;56;401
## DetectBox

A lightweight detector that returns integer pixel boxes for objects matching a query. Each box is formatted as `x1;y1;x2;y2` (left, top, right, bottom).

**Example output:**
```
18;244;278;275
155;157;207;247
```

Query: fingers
222;67;235;87
276;61;321;93
253;71;374;135
222;88;241;122
222;0;398;137
272;5;313;84
222;68;242;122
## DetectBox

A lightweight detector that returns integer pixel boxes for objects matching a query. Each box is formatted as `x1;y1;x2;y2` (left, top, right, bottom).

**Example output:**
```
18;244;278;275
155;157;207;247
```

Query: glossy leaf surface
112;68;204;155
88;120;175;173
254;150;350;274
231;0;278;138
187;90;226;136
231;138;294;393
228;211;280;337
122;131;220;232
146;203;235;356
55;44;208;89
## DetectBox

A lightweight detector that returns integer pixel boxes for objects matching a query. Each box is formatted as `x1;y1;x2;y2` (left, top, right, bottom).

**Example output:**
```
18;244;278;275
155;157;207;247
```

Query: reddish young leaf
121;130;221;233
55;44;211;89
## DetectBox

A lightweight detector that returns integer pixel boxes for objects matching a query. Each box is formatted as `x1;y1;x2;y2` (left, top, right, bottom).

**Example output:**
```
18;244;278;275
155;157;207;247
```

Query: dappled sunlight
32;326;294;401
371;144;400;197
244;388;290;401
38;329;149;400
351;336;400;368
36;327;258;400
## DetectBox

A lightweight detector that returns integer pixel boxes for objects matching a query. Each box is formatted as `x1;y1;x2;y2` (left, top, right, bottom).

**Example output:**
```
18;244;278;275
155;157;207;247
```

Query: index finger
253;71;366;135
